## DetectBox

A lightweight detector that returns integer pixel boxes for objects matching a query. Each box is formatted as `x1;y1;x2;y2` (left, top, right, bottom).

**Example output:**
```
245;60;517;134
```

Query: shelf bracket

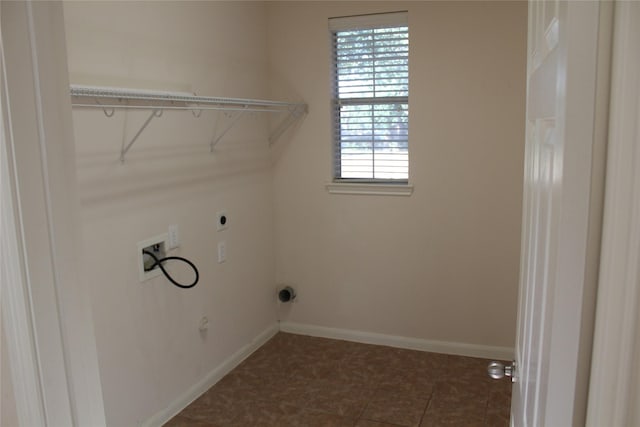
268;104;307;145
210;105;248;152
120;109;163;162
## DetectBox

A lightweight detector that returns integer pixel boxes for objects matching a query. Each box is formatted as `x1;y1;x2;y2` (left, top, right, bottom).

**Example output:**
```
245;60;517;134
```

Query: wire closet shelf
69;84;307;161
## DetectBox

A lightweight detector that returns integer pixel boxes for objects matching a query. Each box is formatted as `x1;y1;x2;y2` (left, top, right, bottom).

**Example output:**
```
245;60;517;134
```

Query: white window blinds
330;12;409;181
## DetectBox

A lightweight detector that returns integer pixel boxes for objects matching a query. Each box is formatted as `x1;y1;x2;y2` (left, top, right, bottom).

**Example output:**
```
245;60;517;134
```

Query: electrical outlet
199;316;209;332
217;241;226;263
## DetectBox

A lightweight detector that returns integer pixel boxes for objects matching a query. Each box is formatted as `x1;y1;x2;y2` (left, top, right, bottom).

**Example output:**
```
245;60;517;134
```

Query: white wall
268;1;527;349
63;2;277;425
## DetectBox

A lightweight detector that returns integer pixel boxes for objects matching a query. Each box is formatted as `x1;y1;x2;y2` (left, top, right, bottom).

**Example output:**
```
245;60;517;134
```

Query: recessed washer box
137;233;168;282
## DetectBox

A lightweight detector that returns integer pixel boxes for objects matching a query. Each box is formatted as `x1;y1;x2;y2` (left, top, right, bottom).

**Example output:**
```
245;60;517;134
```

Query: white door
509;1;608;426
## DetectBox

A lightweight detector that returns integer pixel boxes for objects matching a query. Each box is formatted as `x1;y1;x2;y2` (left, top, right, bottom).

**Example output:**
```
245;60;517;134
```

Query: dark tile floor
165;332;511;427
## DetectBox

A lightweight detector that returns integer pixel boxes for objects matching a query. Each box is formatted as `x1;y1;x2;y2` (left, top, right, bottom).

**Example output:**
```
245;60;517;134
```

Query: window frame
329;11;410;185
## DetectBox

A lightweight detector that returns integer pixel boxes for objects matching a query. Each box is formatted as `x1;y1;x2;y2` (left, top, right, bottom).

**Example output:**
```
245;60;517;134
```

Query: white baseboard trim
279;321;514;361
142;323;279;427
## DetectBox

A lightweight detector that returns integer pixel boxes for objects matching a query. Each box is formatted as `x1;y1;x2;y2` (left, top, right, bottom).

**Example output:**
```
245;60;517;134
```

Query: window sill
325;182;414;196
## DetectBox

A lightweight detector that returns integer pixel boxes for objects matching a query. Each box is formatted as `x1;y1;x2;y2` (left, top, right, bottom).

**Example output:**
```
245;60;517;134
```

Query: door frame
1;17;47;425
1;2;106;426
587;2;640;425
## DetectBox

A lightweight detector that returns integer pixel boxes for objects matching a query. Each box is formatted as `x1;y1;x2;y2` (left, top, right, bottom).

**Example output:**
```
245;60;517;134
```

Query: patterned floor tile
355;419;404;427
163;333;512;427
279;407;357;427
361;386;430;427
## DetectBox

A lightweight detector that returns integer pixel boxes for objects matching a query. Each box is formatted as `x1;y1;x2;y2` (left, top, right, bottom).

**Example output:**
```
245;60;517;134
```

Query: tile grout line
416;386;435;427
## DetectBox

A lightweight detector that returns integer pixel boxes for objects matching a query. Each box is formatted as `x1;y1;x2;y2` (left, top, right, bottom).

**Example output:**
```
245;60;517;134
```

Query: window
330;12;409;182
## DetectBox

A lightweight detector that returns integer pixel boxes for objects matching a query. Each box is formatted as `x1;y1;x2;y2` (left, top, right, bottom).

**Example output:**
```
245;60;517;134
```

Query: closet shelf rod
69;85;307;161
70;84;303;110
71;103;288;114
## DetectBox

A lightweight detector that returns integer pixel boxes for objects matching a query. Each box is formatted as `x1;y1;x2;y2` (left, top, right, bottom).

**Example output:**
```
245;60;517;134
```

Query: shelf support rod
120;109;163;162
210;105;248;152
268;104;307;145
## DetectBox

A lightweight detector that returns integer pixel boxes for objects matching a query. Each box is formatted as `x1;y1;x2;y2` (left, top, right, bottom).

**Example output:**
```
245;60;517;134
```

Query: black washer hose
142;250;199;289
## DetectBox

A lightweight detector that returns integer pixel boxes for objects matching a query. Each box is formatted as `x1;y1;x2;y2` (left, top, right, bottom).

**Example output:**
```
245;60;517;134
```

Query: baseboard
142;323;279;427
279;321;514;361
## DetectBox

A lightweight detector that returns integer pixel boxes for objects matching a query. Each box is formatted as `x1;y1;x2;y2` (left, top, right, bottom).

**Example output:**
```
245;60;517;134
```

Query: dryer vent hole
278;286;296;303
